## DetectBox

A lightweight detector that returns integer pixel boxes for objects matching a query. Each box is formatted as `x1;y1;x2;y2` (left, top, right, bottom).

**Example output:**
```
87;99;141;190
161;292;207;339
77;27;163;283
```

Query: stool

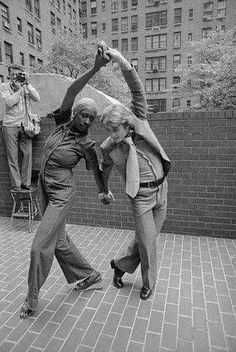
9;170;42;232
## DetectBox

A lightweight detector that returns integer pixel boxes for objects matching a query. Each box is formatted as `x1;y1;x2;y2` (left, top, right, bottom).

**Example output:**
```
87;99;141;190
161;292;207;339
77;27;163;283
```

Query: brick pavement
0;216;236;352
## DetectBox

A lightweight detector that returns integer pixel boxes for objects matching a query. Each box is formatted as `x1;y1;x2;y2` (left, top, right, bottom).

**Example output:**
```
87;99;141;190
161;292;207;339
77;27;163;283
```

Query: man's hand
23;72;29;85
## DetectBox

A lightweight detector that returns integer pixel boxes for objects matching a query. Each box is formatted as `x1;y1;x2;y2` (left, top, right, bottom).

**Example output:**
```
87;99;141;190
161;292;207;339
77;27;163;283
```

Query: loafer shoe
140;287;153;300
110;259;124;289
75;272;103;291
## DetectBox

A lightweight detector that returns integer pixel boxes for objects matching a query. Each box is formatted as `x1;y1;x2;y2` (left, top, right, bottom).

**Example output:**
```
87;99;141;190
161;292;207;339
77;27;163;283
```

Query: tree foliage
176;30;236;110
34;30;130;107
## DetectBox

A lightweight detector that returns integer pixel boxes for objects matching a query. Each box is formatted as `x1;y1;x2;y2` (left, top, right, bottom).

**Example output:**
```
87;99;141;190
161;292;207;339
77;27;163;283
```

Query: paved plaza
0;216;236;352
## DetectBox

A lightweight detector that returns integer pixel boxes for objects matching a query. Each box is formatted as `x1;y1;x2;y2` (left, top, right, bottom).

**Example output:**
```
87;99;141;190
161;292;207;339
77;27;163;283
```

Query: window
73;9;76;20
4;41;13;65
131;59;138;71
102;1;106;10
34;0;40;18
131;15;138;31
187;55;192;65
186;100;191;107
145;78;166;92
131;37;138;51
17;17;22;32
63;0;66;11
56;0;60;9
121;38;128;52
111;0;118;11
36;28;42;49
27;22;34;44
146;11;167;28
68;4;72;19
203;2;213;19
202;27;212;38
173;54;181;68
174;8;182;24
57;17;61;28
64;25;66;33
50;11;56;32
188;33;192;41
173;98;180;107
102;23;106;31
29;54;36;69
91;22;97;35
189;9;193;19
145;56;166;71
121;17;128;31
217;0;226;18
80;2;87;17
112;39;118;48
1;2;11;30
112;18;118;31
173;32;181;47
0;75;4;83
131;0;138;6
91;0;97;15
20;52;25;66
82;23;87;38
145;34;167;50
0;43;2;62
147;99;166;113
173;76;180;85
25;0;32;12
121;0;128;9
37;58;43;66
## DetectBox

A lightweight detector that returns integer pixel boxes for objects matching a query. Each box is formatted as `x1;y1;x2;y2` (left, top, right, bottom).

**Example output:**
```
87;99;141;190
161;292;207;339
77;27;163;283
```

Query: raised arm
99;43;147;120
60;48;110;112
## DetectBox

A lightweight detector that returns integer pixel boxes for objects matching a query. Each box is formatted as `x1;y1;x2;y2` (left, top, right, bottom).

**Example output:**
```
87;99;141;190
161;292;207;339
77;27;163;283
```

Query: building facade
0;0;236;112
0;0;79;82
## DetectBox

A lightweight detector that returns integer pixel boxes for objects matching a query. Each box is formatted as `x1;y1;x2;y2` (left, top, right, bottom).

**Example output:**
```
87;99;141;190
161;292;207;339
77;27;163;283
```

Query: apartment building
79;0;236;111
0;0;79;82
0;0;235;112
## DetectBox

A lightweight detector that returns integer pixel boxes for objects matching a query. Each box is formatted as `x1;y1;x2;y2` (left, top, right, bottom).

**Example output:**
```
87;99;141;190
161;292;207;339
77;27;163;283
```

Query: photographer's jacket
0;83;40;127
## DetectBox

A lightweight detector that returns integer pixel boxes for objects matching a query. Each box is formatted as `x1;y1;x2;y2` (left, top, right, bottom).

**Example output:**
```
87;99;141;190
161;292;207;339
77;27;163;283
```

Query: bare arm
60;48;110;112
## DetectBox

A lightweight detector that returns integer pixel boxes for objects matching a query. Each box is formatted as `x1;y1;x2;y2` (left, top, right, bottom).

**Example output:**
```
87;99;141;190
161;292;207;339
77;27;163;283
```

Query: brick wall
0;75;235;238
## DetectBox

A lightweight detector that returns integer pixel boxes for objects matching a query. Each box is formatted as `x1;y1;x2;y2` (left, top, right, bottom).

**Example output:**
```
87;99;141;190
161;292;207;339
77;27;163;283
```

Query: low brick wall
0;75;235;238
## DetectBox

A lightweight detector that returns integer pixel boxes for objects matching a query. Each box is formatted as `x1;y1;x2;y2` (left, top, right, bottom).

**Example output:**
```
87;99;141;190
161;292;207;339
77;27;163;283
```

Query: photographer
0;64;40;191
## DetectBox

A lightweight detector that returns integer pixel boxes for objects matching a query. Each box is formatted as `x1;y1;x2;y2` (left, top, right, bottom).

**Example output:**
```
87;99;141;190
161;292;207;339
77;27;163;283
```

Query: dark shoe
140;287;153;300
20;300;33;319
75;272;103;291
110;259;125;289
11;186;22;192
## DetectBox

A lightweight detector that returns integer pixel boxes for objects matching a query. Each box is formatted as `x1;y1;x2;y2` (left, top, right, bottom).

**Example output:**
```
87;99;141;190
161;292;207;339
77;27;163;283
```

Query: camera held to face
15;72;26;83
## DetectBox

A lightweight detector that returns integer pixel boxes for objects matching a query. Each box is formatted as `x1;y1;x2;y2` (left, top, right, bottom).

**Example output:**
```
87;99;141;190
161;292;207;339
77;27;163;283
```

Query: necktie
124;136;140;198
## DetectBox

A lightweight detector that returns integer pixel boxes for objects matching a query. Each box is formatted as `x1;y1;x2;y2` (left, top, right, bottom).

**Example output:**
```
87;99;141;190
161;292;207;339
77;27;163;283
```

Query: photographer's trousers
2;126;32;188
26;166;94;310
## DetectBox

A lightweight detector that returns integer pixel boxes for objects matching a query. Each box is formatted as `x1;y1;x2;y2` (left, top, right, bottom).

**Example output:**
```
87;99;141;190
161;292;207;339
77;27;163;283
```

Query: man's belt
140;176;165;188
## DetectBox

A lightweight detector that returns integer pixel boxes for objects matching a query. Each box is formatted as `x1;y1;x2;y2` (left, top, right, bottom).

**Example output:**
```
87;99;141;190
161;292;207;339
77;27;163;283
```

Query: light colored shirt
0;82;40;127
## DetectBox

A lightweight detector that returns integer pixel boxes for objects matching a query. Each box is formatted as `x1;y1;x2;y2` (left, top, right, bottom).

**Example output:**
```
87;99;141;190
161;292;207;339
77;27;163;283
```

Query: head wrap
73;98;99;117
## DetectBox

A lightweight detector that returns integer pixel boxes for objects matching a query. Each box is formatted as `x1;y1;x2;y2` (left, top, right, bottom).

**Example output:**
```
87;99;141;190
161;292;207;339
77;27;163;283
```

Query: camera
15;72;26;83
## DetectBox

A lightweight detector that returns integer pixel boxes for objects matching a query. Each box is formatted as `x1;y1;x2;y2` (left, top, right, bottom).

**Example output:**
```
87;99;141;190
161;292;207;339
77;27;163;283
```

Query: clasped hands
98;190;115;205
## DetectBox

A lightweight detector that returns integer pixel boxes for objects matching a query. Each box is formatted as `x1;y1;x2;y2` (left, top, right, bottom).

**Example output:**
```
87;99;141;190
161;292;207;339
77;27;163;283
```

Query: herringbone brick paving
0;216;235;352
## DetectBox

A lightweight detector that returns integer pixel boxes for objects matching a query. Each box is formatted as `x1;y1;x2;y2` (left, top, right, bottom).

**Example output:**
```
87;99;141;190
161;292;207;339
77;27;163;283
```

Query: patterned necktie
124;136;140;198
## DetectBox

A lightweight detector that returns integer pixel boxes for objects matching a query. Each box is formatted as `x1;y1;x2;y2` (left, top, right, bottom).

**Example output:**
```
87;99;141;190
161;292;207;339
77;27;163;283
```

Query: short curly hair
100;103;134;128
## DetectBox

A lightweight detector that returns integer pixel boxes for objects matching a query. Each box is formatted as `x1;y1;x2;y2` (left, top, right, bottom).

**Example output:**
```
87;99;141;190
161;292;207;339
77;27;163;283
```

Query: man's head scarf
73;98;99;117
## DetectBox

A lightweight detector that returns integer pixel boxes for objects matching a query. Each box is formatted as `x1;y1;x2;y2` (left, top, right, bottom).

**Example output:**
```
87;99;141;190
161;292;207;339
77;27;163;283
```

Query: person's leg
2;126;21;188
25;200;72;312
115;237;140;274
55;223;97;283
19;131;32;188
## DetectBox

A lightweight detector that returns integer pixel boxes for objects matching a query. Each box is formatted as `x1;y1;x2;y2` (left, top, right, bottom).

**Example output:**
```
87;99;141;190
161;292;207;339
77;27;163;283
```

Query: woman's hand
94;46;111;70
